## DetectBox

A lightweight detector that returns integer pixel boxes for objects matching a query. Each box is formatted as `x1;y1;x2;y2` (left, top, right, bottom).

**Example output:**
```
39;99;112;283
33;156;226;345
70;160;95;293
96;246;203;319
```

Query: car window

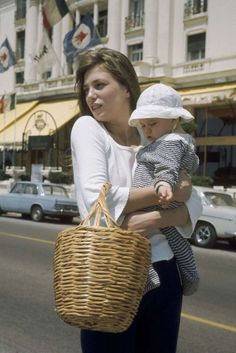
25;184;38;195
11;183;24;194
204;192;234;207
51;186;69;197
43;185;52;195
42;185;68;197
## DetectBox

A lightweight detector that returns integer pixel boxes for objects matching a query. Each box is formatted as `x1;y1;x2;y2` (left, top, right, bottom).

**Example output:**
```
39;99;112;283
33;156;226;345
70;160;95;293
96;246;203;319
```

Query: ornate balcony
125;14;144;32
184;0;207;19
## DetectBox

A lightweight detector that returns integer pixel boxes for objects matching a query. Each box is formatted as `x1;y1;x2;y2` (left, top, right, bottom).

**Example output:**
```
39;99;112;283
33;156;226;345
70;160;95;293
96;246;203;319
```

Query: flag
63;13;101;62
42;0;69;31
0;93;16;113
0;38;16;73
33;30;57;74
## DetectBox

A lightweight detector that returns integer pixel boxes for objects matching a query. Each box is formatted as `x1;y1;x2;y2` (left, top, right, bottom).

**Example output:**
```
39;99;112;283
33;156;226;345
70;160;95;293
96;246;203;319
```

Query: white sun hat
129;83;194;126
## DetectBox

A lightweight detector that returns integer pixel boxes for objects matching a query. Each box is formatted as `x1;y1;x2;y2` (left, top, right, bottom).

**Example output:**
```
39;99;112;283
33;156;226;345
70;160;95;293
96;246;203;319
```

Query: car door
19;183;39;213
1;182;25;212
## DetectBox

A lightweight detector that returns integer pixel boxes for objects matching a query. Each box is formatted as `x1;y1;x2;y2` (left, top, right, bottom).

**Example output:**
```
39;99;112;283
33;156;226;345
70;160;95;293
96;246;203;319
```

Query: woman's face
83;65;130;123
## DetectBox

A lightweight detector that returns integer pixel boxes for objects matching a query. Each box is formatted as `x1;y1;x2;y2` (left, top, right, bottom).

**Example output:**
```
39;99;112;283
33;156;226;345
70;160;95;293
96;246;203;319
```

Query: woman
71;47;202;353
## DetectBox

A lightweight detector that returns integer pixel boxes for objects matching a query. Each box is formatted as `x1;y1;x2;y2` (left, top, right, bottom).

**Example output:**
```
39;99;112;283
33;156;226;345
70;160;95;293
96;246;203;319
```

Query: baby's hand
157;185;173;205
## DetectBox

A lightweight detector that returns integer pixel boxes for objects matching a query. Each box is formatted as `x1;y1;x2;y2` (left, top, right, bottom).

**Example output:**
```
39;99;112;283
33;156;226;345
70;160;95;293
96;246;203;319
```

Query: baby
129;83;200;295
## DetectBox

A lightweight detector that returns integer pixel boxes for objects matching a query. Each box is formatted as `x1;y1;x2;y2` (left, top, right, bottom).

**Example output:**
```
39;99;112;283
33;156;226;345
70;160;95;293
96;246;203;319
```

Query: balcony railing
15;9;26;20
183;62;204;73
125;14;144;31
184;0;207;18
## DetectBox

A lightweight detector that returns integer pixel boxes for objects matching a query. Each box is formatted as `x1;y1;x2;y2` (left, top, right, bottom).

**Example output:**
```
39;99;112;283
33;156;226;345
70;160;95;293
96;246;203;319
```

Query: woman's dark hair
75;47;141;116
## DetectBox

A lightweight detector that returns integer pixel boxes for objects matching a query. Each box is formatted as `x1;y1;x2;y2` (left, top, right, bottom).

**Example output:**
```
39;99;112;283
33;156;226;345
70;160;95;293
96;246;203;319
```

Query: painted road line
0;231;54;244
181;312;236;333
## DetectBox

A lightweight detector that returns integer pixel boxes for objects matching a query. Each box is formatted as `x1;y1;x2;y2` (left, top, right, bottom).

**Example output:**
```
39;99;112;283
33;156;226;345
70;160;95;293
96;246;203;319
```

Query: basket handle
81;183;119;228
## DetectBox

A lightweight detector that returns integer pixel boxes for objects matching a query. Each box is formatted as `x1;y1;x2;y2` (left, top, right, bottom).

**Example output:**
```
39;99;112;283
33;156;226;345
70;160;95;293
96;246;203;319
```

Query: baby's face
138;118;176;141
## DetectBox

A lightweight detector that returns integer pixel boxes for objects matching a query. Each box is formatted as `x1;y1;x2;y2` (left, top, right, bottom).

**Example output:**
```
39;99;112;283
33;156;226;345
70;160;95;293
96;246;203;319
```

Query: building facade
0;0;236;185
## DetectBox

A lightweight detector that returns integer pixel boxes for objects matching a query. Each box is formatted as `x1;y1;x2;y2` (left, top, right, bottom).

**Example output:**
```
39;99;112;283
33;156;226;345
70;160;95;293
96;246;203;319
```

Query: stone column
143;0;158;64
120;0;129;53
93;2;99;26
24;0;39;82
107;0;121;50
75;9;80;25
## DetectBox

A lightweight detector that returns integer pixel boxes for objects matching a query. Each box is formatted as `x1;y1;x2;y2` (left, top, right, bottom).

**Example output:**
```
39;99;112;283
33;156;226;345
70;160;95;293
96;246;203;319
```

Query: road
0;215;235;353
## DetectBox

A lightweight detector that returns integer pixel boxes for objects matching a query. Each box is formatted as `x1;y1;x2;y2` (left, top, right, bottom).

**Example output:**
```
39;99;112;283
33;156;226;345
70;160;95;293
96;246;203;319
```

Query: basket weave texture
54;183;151;333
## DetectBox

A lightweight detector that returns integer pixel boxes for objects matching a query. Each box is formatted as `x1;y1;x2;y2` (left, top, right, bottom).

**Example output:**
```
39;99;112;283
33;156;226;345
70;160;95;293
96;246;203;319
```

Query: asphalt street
0;215;235;353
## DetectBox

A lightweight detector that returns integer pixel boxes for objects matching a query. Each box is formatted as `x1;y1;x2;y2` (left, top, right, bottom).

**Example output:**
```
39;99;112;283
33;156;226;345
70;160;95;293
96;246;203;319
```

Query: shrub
181;121;197;134
0;169;11;180
48;171;73;185
19;174;31;181
192;175;214;187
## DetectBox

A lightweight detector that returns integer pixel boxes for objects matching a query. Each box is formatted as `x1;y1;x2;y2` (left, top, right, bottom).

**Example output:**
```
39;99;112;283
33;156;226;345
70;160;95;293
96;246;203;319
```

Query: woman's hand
121;205;189;236
174;170;192;202
121;211;158;236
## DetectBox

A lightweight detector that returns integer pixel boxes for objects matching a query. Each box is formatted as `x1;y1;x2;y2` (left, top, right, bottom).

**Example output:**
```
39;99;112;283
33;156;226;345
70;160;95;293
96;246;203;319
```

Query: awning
140;82;236;106
0;100;39;133
0;99;80;150
177;83;236;106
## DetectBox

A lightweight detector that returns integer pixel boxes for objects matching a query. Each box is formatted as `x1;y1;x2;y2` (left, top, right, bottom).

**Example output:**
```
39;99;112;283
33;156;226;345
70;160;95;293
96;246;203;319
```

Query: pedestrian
129;83;200;296
71;47;202;353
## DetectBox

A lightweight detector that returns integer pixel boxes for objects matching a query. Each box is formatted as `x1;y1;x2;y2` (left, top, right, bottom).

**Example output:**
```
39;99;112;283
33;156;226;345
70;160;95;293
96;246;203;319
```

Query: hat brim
129;105;194;126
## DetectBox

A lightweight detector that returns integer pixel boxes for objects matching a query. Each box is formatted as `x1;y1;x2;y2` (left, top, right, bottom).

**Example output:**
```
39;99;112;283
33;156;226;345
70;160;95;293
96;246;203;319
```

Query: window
42;71;52;80
25;184;37;195
187;33;205;61
184;0;207;17
12;183;24;194
126;0;144;30
192;0;207;14
130;0;144;18
16;71;24;84
128;43;143;62
97;10;107;38
15;0;26;19
16;30;25;60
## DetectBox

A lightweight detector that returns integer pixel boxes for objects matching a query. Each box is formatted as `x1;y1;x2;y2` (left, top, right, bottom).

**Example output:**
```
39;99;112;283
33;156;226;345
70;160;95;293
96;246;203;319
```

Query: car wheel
228;239;236;249
192;221;217;248
31;205;44;222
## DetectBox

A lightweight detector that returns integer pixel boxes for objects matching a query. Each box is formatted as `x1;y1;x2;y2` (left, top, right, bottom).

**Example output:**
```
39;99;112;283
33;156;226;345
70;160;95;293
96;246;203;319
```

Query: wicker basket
54;183;151;333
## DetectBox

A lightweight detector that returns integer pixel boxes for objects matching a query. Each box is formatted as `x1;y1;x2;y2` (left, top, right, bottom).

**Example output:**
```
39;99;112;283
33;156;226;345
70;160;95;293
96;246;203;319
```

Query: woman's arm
123;170;191;214
121;205;189;236
122;187;203;237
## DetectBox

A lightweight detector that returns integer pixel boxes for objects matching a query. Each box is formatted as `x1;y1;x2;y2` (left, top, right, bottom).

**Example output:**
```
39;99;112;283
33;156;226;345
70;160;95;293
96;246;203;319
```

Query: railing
15;9;26;21
16;75;75;94
183;62;204;73
125;14;144;31
184;0;207;18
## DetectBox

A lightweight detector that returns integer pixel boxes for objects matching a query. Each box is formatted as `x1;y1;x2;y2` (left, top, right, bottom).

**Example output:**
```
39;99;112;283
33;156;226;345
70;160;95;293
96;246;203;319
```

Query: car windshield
204;192;236;207
43;185;69;197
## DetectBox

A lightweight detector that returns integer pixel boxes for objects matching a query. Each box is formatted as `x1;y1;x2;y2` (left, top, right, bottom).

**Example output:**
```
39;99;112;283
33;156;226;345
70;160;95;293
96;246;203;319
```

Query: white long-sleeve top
71;115;202;263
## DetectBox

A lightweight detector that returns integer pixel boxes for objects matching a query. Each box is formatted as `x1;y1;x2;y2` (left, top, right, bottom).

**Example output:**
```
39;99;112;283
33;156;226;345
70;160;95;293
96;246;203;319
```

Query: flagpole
0;37;17;173
2;108;6;172
12;93;17;167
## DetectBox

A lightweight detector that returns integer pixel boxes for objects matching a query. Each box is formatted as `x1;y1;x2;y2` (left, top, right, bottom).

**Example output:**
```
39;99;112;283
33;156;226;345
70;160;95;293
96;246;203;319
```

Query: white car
192;186;236;248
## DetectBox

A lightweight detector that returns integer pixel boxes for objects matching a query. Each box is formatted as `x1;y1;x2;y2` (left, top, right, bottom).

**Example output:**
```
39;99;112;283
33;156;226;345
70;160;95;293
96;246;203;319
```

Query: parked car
192;186;236;248
0;181;79;223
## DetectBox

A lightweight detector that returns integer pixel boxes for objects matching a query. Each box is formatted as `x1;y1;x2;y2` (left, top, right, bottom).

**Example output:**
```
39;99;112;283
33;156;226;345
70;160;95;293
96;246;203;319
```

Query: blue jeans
81;257;183;353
